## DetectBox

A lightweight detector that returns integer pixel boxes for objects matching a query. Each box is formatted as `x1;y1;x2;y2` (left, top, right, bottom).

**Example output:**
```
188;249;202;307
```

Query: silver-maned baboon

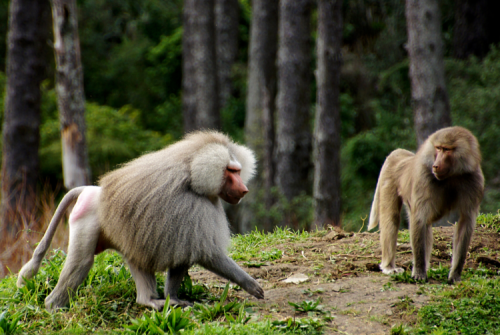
17;131;264;310
368;126;484;283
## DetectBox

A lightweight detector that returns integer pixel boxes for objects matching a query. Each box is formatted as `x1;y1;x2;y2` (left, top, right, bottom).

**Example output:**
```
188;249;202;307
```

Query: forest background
0;0;499;238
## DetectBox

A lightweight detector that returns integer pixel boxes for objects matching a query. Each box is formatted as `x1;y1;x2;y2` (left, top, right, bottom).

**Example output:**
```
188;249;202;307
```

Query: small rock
282;273;309;284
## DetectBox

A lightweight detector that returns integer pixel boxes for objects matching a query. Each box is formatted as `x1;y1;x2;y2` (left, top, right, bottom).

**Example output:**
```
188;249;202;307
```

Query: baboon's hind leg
45;199;100;311
379;191;403;275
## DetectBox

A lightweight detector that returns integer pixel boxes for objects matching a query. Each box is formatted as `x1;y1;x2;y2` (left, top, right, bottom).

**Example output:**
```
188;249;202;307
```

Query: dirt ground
190;225;500;334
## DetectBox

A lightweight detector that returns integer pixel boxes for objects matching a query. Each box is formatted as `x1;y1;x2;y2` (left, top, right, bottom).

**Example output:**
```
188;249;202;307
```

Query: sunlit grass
0;227;324;334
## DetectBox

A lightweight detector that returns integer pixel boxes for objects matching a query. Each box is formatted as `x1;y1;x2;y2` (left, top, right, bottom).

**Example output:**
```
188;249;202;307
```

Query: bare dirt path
190;225;500;334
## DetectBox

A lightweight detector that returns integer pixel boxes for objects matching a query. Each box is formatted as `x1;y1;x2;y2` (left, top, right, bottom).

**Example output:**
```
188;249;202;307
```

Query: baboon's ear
190;143;230;196
228;143;256;184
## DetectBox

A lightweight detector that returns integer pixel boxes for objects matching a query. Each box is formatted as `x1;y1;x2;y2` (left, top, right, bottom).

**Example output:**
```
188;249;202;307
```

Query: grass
229;226;311;261
0;228;324;334
388;212;500;334
1;211;500;334
288;299;325;314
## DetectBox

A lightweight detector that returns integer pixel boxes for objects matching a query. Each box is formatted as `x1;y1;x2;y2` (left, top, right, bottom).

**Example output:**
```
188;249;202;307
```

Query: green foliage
390;265;451;284
302;288;325;297
178;275;211;302
288;299;325;314
0;0;6;67
391;271;421;285
0;311;21;335
477;211;500;232
230;226;311;261
340;131;390;230
13;249;65;306
192;283;245;323
447;46;500;213
271;317;324;334
126;296;195;334
39;85;173;182
250;188;314;231
260;249;283;262
414;278;500;334
79;0;184;115
391;323;411;335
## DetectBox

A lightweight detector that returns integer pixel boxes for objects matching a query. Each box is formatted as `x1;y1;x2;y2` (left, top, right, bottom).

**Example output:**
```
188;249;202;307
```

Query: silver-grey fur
17;131;264;310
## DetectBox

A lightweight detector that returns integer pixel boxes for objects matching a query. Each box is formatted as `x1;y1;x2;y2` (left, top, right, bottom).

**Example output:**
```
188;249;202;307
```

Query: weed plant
288;299;325;314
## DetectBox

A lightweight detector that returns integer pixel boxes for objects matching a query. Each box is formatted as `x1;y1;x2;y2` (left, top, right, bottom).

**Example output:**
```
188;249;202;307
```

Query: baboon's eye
227;167;241;174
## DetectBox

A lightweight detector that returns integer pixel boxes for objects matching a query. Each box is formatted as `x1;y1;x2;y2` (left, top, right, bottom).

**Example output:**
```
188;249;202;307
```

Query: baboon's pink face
432;145;453;180
218;164;248;204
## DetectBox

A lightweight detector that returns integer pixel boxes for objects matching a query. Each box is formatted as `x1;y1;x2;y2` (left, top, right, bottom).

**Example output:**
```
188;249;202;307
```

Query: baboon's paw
412;269;428;281
169;298;193;308
380;266;404;275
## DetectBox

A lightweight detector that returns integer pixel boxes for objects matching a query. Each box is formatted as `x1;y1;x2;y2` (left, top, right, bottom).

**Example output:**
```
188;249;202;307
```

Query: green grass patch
0;228;325;334
476;211;500;232
230;226;311;261
412;277;500;334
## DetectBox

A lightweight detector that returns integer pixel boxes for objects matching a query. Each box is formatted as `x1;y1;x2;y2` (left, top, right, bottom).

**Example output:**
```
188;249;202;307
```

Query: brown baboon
368;126;484;283
17;131;264;310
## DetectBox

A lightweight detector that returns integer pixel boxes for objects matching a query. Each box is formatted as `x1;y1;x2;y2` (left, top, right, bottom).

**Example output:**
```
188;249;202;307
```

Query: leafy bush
39;86;173;183
447;46;500;213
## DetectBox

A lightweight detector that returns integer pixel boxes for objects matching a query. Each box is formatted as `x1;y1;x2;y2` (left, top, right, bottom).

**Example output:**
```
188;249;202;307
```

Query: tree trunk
1;0;51;236
275;0;313;228
51;0;91;189
182;0;220;133
215;0;239;110
453;0;500;60
182;0;197;133
240;0;279;233
406;0;451;146
312;0;342;230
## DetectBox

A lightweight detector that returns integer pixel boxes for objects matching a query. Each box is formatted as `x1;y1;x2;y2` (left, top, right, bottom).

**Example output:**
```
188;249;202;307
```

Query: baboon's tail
17;186;87;287
368;177;381;230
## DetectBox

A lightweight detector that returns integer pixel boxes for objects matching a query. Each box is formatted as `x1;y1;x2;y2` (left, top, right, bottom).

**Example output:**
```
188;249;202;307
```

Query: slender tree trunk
453;0;500;60
215;0;239;110
406;0;451;146
312;0;342;230
1;0;51;237
275;0;313;228
51;0;91;189
182;0;197;133
241;0;279;233
182;0;220;132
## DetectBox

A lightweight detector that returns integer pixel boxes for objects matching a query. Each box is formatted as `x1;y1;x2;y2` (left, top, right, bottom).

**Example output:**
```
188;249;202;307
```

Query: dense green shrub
39;89;173;183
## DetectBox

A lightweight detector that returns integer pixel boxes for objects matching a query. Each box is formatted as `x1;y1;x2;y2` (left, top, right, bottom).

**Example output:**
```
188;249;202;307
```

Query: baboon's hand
245;279;264;299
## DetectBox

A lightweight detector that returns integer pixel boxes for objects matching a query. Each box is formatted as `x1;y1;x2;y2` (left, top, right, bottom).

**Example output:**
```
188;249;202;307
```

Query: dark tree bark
240;0;279;233
275;0;313;228
182;0;220;133
52;0;91;189
1;0;51;236
215;0;239;110
453;0;500;60
406;0;451;146
312;0;343;230
182;0;197;133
